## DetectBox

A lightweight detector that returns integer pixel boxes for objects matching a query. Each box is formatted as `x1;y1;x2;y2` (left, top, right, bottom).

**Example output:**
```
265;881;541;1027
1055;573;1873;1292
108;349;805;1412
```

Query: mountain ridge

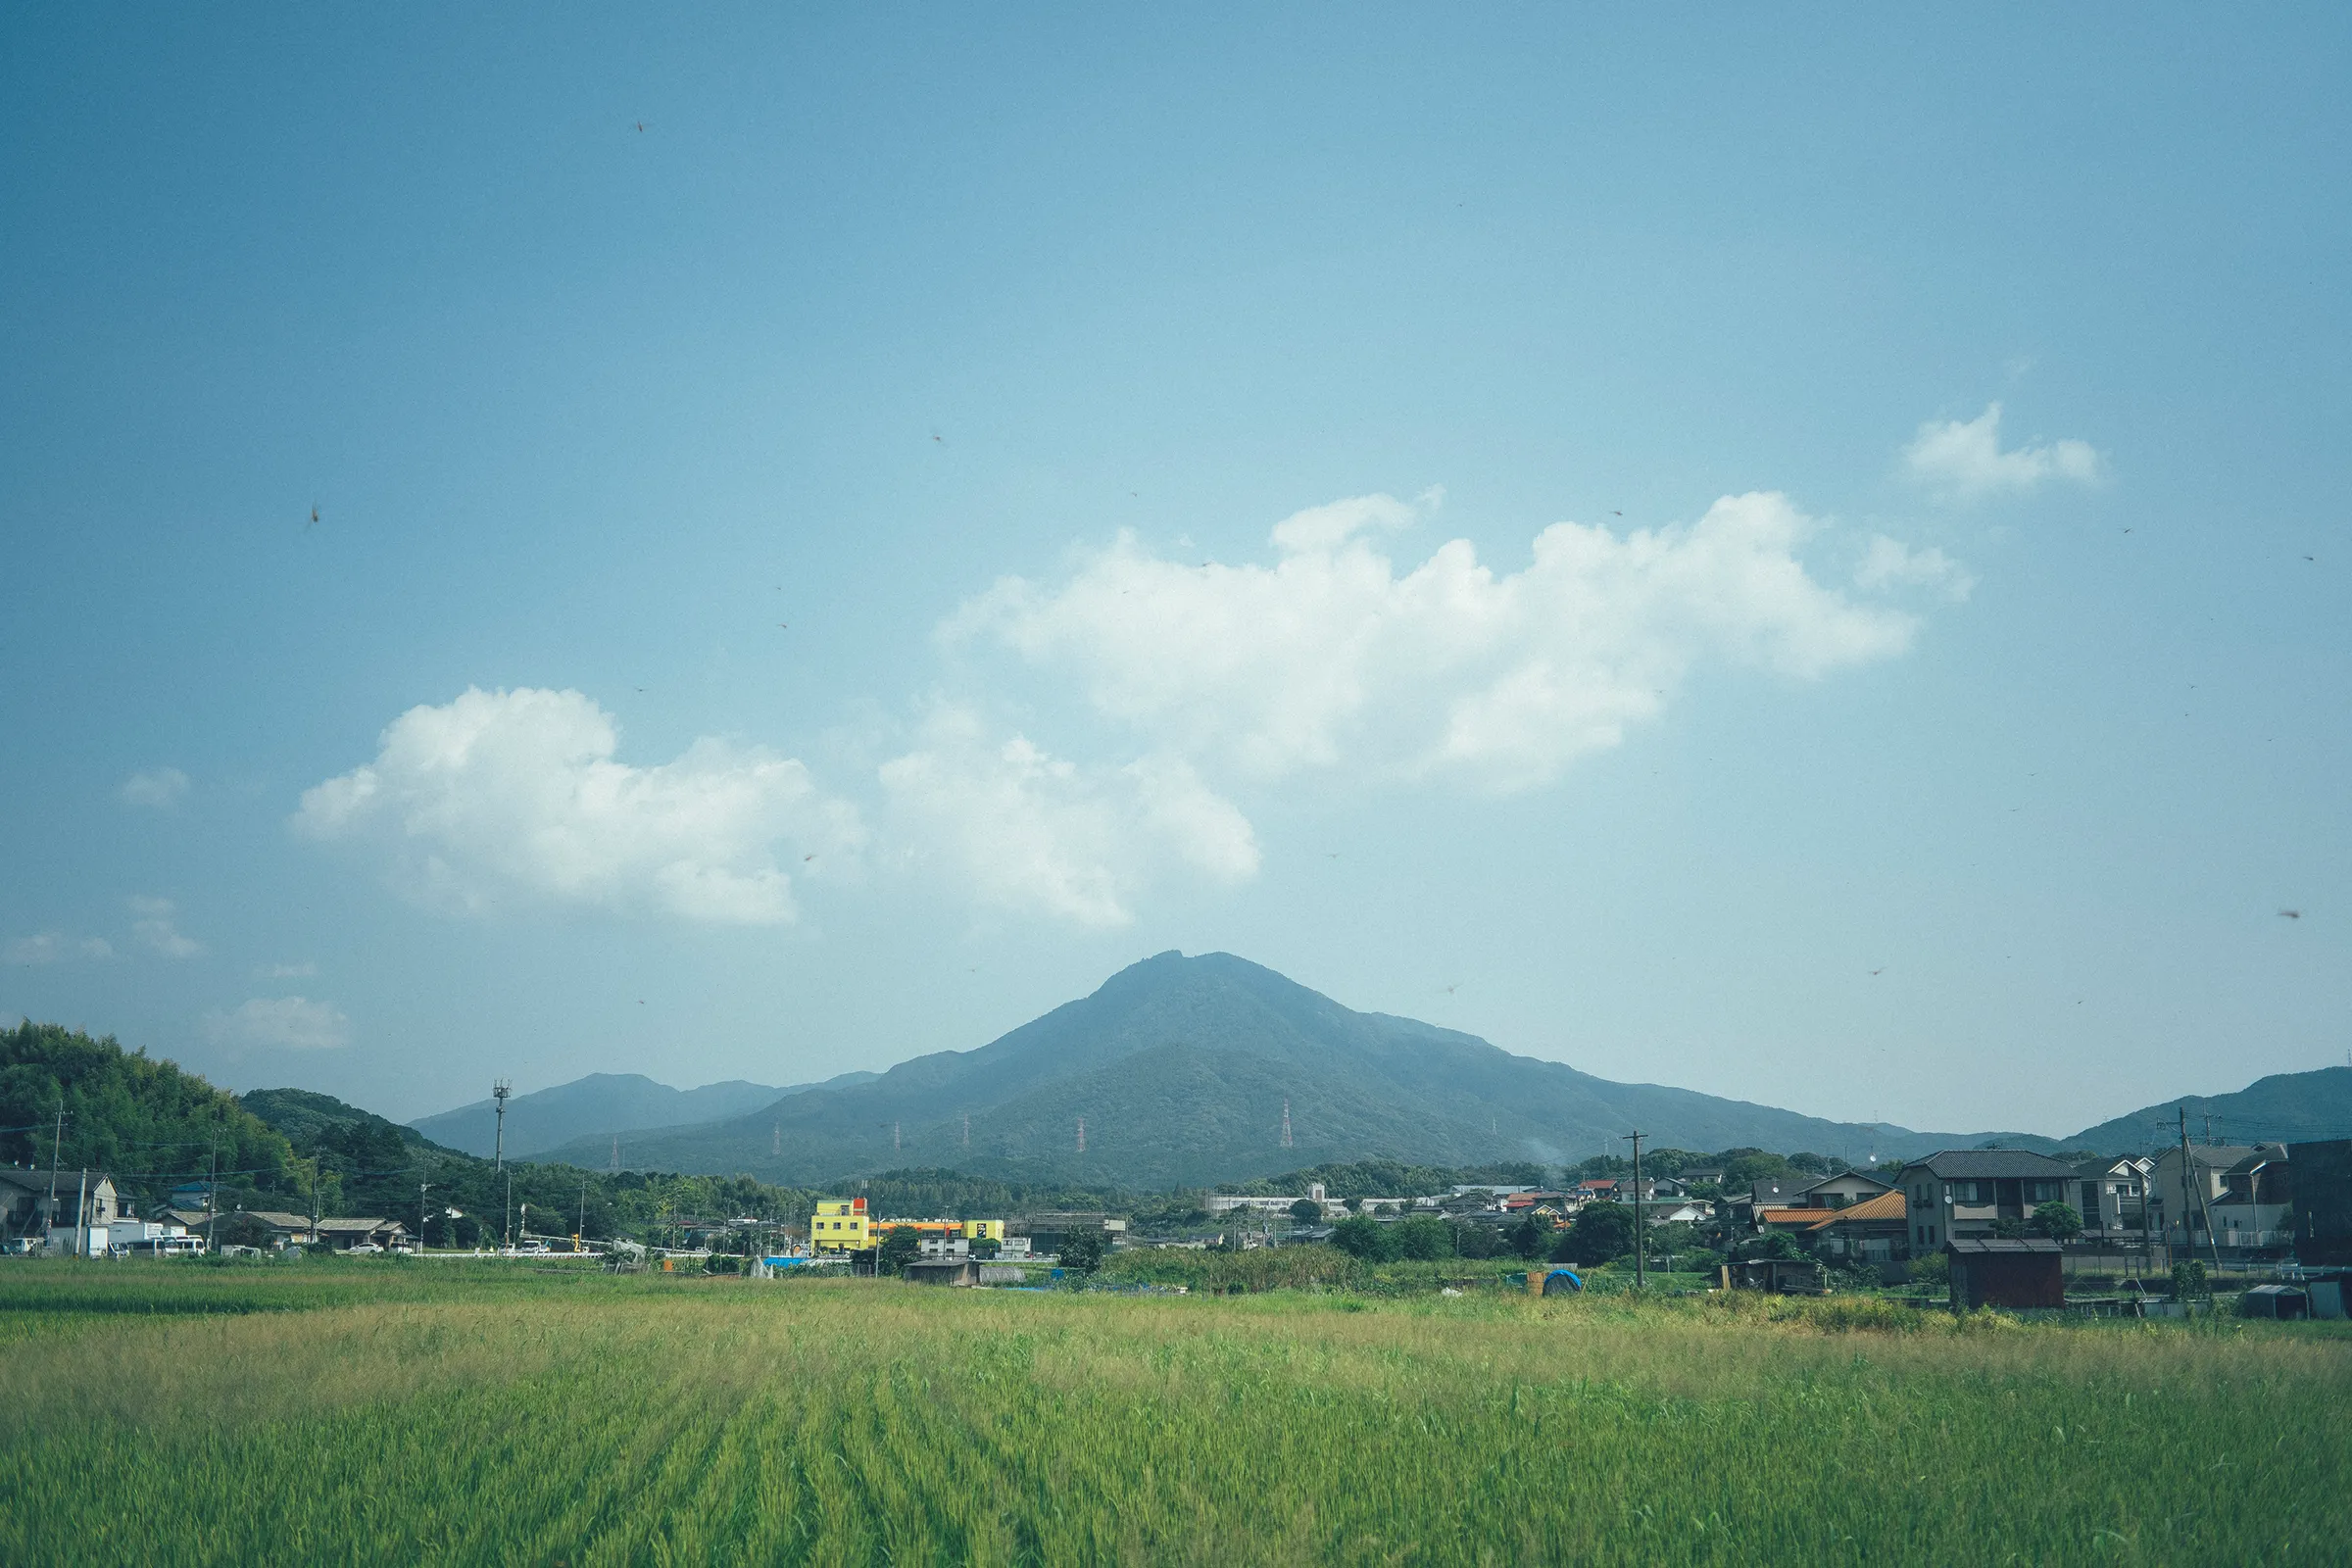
535;952;2066;1185
410;1069;876;1159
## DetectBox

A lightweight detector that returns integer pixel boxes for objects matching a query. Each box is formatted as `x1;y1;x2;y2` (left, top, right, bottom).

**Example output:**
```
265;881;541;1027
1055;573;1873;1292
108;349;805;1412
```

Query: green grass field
0;1261;2344;1566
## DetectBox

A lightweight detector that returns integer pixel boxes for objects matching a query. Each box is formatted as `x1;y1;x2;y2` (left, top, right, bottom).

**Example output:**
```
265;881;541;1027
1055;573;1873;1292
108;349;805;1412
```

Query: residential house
1791;1189;1910;1263
1640;1200;1715;1227
2286;1140;2352;1267
212;1210;317;1250
312;1217;409;1250
1749;1172;1894;1236
0;1169;119;1247
2071;1156;2152;1241
2210;1150;2293;1253
1678;1166;1728;1190
2145;1145;2283;1252
1892;1151;2081;1252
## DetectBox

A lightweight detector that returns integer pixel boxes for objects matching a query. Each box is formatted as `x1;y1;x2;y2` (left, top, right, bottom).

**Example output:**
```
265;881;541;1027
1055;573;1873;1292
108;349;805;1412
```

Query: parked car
346;1243;384;1255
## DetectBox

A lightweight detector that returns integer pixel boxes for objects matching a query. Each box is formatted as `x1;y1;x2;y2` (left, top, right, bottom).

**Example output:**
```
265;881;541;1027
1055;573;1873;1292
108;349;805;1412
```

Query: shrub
1329;1215;1392;1262
2030;1201;2083;1241
1556;1203;1634;1267
875;1227;920;1276
1058;1230;1106;1274
1393;1216;1454;1260
1289;1199;1323;1223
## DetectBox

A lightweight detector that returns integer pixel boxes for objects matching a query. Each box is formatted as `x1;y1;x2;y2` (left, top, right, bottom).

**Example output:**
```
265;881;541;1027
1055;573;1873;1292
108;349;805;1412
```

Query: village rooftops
1796;1189;1905;1230
1899;1151;2080;1180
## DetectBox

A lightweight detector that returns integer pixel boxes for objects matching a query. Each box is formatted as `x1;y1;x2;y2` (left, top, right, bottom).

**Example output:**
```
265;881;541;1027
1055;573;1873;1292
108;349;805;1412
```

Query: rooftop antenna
492;1081;513;1174
1281;1100;1293;1149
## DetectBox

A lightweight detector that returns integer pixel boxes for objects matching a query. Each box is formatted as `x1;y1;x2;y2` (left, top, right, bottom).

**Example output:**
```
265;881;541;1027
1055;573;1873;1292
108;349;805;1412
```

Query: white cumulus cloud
118;767;190;808
201;996;350;1052
880;706;1258;927
5;933;114;965
128;896;202;957
951;490;1917;795
294;686;859;925
1902;403;2104;499
1855;535;1976;602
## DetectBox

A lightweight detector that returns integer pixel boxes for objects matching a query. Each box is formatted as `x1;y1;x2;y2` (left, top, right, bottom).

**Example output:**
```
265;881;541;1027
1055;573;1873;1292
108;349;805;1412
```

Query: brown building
1946;1237;2064;1310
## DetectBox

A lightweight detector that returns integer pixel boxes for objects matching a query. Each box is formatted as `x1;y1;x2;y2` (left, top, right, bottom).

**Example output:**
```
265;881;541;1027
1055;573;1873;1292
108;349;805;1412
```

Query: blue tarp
1543;1268;1583;1295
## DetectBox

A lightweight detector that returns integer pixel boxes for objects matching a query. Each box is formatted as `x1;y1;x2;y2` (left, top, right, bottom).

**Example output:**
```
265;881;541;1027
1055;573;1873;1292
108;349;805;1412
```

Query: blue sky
3;9;2345;1141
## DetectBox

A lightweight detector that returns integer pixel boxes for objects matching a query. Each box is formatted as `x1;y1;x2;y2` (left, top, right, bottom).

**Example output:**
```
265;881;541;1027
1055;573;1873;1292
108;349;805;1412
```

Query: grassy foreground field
0;1263;2345;1566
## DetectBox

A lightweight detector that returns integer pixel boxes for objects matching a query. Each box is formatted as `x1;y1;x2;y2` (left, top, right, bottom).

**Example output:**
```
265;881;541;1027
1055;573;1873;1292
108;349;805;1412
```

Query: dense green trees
2031;1201;2084;1241
1554;1201;1634;1267
0;1023;297;1215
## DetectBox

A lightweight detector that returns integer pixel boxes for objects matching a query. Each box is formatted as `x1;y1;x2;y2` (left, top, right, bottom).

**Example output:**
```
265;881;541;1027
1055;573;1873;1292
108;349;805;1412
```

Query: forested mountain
0;1021;298;1215
410;1070;876;1159
2065;1065;2352;1155
539;952;2056;1187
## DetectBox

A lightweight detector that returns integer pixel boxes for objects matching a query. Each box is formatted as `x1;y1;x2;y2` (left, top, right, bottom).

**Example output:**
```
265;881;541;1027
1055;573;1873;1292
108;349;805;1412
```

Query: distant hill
537;952;2051;1187
1;1021;297;1214
2064;1065;2352;1155
409;1071;873;1159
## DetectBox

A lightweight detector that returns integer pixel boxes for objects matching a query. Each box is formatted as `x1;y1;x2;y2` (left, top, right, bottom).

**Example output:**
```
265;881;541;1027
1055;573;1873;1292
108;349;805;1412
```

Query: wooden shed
1946;1237;2063;1310
903;1258;980;1287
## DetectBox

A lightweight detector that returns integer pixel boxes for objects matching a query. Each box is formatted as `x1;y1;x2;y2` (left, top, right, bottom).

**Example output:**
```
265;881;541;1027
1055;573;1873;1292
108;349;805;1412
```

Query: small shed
2238;1284;2309;1320
903;1258;979;1287
1724;1258;1827;1295
1946;1237;2063;1310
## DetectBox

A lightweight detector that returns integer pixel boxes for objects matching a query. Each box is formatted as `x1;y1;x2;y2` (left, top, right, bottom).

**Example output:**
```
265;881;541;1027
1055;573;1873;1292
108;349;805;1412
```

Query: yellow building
810;1198;871;1251
808;1201;1004;1252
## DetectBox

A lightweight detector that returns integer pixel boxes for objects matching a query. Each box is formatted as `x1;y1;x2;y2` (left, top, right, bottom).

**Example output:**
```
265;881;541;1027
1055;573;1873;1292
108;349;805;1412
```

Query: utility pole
206;1131;220;1255
492;1081;512;1174
505;1168;514;1253
45;1102;63;1246
419;1171;430;1254
1624;1131;1645;1291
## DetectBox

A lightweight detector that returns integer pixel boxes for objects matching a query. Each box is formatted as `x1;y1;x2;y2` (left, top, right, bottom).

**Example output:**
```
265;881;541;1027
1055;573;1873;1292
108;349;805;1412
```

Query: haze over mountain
538;953;2065;1187
411;1071;874;1160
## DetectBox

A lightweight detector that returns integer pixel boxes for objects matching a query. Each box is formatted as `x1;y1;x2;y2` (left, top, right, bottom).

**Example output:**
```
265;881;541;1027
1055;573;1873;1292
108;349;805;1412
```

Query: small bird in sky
635;686;646;692
1442;983;1459;995
307;506;318;530
2306;556;2317;562
1612;511;1622;516
634;121;649;132
804;854;817;862
2279;909;2302;919
1870;969;1885;976
778;623;789;630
